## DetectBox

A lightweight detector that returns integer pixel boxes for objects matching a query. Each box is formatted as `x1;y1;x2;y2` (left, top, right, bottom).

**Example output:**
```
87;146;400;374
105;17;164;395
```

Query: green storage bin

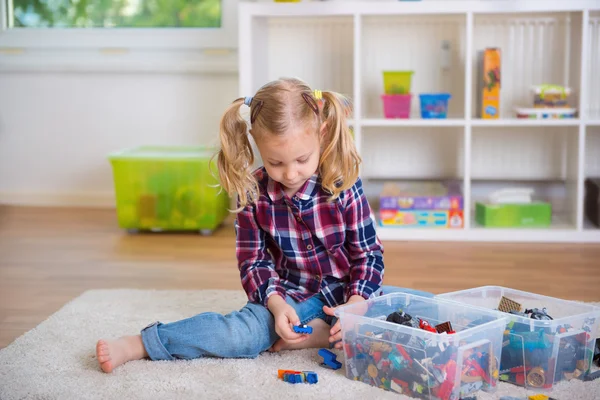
475;202;552;227
108;146;230;234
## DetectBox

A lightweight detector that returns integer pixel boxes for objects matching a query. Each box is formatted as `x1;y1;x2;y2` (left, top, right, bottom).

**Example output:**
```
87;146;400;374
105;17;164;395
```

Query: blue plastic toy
293;324;313;334
318;349;342;370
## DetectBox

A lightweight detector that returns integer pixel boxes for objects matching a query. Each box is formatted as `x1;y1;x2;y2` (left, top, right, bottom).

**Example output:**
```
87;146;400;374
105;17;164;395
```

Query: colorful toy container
477;48;501;119
383;70;414;95
335;292;506;399
108;146;230;234
381;94;412;119
380;182;463;210
419;93;451;119
438;286;600;392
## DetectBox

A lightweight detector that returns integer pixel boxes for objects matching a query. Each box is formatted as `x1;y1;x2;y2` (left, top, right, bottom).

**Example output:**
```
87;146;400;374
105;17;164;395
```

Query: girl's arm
235;202;286;308
343;177;384;300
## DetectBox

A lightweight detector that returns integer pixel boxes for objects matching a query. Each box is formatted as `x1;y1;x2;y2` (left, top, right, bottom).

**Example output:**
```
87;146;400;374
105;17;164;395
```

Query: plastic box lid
108;146;217;161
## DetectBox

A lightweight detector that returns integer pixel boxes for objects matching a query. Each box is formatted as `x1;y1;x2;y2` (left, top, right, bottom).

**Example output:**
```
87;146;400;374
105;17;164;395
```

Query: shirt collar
266;173;319;203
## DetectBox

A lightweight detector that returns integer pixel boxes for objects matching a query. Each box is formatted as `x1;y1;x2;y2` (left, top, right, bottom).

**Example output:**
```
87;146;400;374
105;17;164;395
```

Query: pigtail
217;97;259;210
319;91;361;200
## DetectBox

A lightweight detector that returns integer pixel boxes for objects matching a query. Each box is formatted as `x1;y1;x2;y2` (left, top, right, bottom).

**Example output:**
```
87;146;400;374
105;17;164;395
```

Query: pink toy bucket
381;94;412;119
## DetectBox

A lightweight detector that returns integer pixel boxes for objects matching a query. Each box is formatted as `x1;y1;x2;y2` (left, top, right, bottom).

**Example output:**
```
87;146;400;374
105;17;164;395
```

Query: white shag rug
0;289;598;400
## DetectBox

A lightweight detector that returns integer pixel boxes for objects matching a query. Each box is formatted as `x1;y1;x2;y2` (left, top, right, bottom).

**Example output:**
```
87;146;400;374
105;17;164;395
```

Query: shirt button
307;244;313;250
315;275;321;281
293;196;299;201
296;216;302;222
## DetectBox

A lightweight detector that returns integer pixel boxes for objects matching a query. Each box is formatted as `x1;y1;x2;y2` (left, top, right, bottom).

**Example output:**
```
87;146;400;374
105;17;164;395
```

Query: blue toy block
293;324;313;334
318;349;342;370
305;371;318;384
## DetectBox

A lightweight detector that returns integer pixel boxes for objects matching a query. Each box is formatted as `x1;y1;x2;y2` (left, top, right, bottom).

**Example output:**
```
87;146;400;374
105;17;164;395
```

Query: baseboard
0;191;116;208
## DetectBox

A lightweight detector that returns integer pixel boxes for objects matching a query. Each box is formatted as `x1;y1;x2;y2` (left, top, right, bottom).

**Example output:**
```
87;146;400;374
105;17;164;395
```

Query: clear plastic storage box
438;286;600;391
335;293;506;400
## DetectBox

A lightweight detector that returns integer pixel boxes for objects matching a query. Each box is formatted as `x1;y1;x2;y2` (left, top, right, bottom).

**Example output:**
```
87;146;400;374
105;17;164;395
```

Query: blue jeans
140;285;433;361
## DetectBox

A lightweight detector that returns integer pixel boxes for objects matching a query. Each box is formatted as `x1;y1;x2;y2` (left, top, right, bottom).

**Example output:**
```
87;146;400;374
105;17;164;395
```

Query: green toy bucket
382;70;414;95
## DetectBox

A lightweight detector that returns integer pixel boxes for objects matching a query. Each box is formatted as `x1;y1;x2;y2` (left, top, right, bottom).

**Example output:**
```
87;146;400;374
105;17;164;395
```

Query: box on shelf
380;209;464;228
475;202;552;228
108;146;230;234
476;48;501;119
335;292;506;399
584;178;600;228
532;84;572;108
438;286;600;391
515;107;577;119
419;93;452;119
380;182;463;210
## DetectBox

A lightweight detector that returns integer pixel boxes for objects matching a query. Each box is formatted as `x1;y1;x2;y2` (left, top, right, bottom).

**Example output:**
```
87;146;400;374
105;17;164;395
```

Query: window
9;0;221;28
0;0;238;50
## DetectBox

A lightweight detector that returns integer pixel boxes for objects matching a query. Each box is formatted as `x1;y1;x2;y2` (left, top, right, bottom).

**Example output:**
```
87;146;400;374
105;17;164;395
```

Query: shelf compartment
587;11;600;119
247;16;354;95
584;127;600;231
471;12;584;119
361;14;466;119
471;126;579;181
361;127;464;180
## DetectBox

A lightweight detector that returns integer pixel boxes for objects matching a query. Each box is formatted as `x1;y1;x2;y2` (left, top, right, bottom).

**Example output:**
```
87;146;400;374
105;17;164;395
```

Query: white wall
0;72;238;207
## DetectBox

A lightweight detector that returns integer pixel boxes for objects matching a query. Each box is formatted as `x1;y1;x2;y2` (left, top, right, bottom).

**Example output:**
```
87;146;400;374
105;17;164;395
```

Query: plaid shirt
235;167;384;309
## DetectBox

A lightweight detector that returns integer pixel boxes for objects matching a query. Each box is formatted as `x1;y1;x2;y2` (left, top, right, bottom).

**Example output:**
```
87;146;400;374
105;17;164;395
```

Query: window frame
0;0;238;50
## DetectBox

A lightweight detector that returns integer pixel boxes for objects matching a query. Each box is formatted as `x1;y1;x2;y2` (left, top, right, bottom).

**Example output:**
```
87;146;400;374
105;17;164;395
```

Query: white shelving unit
239;0;600;243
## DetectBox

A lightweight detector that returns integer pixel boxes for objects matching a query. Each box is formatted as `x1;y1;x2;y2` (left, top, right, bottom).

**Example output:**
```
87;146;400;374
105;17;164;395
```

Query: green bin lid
108;146;217;161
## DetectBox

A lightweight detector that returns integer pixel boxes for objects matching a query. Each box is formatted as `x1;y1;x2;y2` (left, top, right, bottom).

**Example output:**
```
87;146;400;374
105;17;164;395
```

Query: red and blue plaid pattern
235;168;384;308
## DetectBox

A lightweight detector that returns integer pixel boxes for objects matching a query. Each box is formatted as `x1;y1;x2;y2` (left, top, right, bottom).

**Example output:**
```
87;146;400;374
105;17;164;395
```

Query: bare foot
270;319;330;352
96;335;148;373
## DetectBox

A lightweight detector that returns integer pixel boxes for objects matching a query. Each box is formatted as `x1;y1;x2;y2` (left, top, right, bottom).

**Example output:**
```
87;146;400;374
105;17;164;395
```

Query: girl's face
255;125;322;197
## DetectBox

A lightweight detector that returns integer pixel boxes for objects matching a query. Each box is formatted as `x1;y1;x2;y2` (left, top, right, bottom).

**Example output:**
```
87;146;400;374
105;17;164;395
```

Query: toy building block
318;349;342;370
435;321;455;334
528;395;549;400
498;296;522;313
278;369;318;384
293;324;313;334
584;370;600;381
419;319;438;333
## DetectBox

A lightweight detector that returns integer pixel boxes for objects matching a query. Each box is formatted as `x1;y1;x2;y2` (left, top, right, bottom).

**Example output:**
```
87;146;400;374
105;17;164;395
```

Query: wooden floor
1;205;599;348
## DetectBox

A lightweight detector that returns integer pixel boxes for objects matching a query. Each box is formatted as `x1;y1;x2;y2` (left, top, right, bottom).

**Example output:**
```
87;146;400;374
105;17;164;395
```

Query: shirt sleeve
235;201;286;308
343;177;385;300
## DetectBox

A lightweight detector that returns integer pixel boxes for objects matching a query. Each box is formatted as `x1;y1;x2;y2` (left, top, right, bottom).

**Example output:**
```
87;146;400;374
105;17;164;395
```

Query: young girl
96;77;431;373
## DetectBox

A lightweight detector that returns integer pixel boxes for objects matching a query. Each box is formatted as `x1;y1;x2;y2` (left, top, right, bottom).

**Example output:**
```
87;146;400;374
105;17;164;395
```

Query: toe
100;360;114;373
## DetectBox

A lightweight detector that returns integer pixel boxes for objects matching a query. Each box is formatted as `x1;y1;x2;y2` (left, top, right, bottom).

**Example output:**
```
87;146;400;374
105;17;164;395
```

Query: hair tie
313;90;322;100
244;96;253;106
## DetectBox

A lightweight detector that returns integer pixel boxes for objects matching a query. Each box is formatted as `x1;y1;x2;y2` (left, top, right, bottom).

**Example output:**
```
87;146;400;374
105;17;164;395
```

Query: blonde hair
217;77;360;210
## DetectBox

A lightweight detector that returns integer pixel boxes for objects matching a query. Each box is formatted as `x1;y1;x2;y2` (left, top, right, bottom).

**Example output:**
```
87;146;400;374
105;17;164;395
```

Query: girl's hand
323;295;367;349
268;295;309;344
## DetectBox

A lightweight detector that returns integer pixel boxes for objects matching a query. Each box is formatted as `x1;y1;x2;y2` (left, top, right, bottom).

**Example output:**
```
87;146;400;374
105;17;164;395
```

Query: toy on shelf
318;349;342;370
475;188;552;228
379;181;464;229
293;324;313;334
515;107;576;119
381;70;414;119
476;47;501;119
277;369;318;384
419;93;451;119
532;84;572;108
